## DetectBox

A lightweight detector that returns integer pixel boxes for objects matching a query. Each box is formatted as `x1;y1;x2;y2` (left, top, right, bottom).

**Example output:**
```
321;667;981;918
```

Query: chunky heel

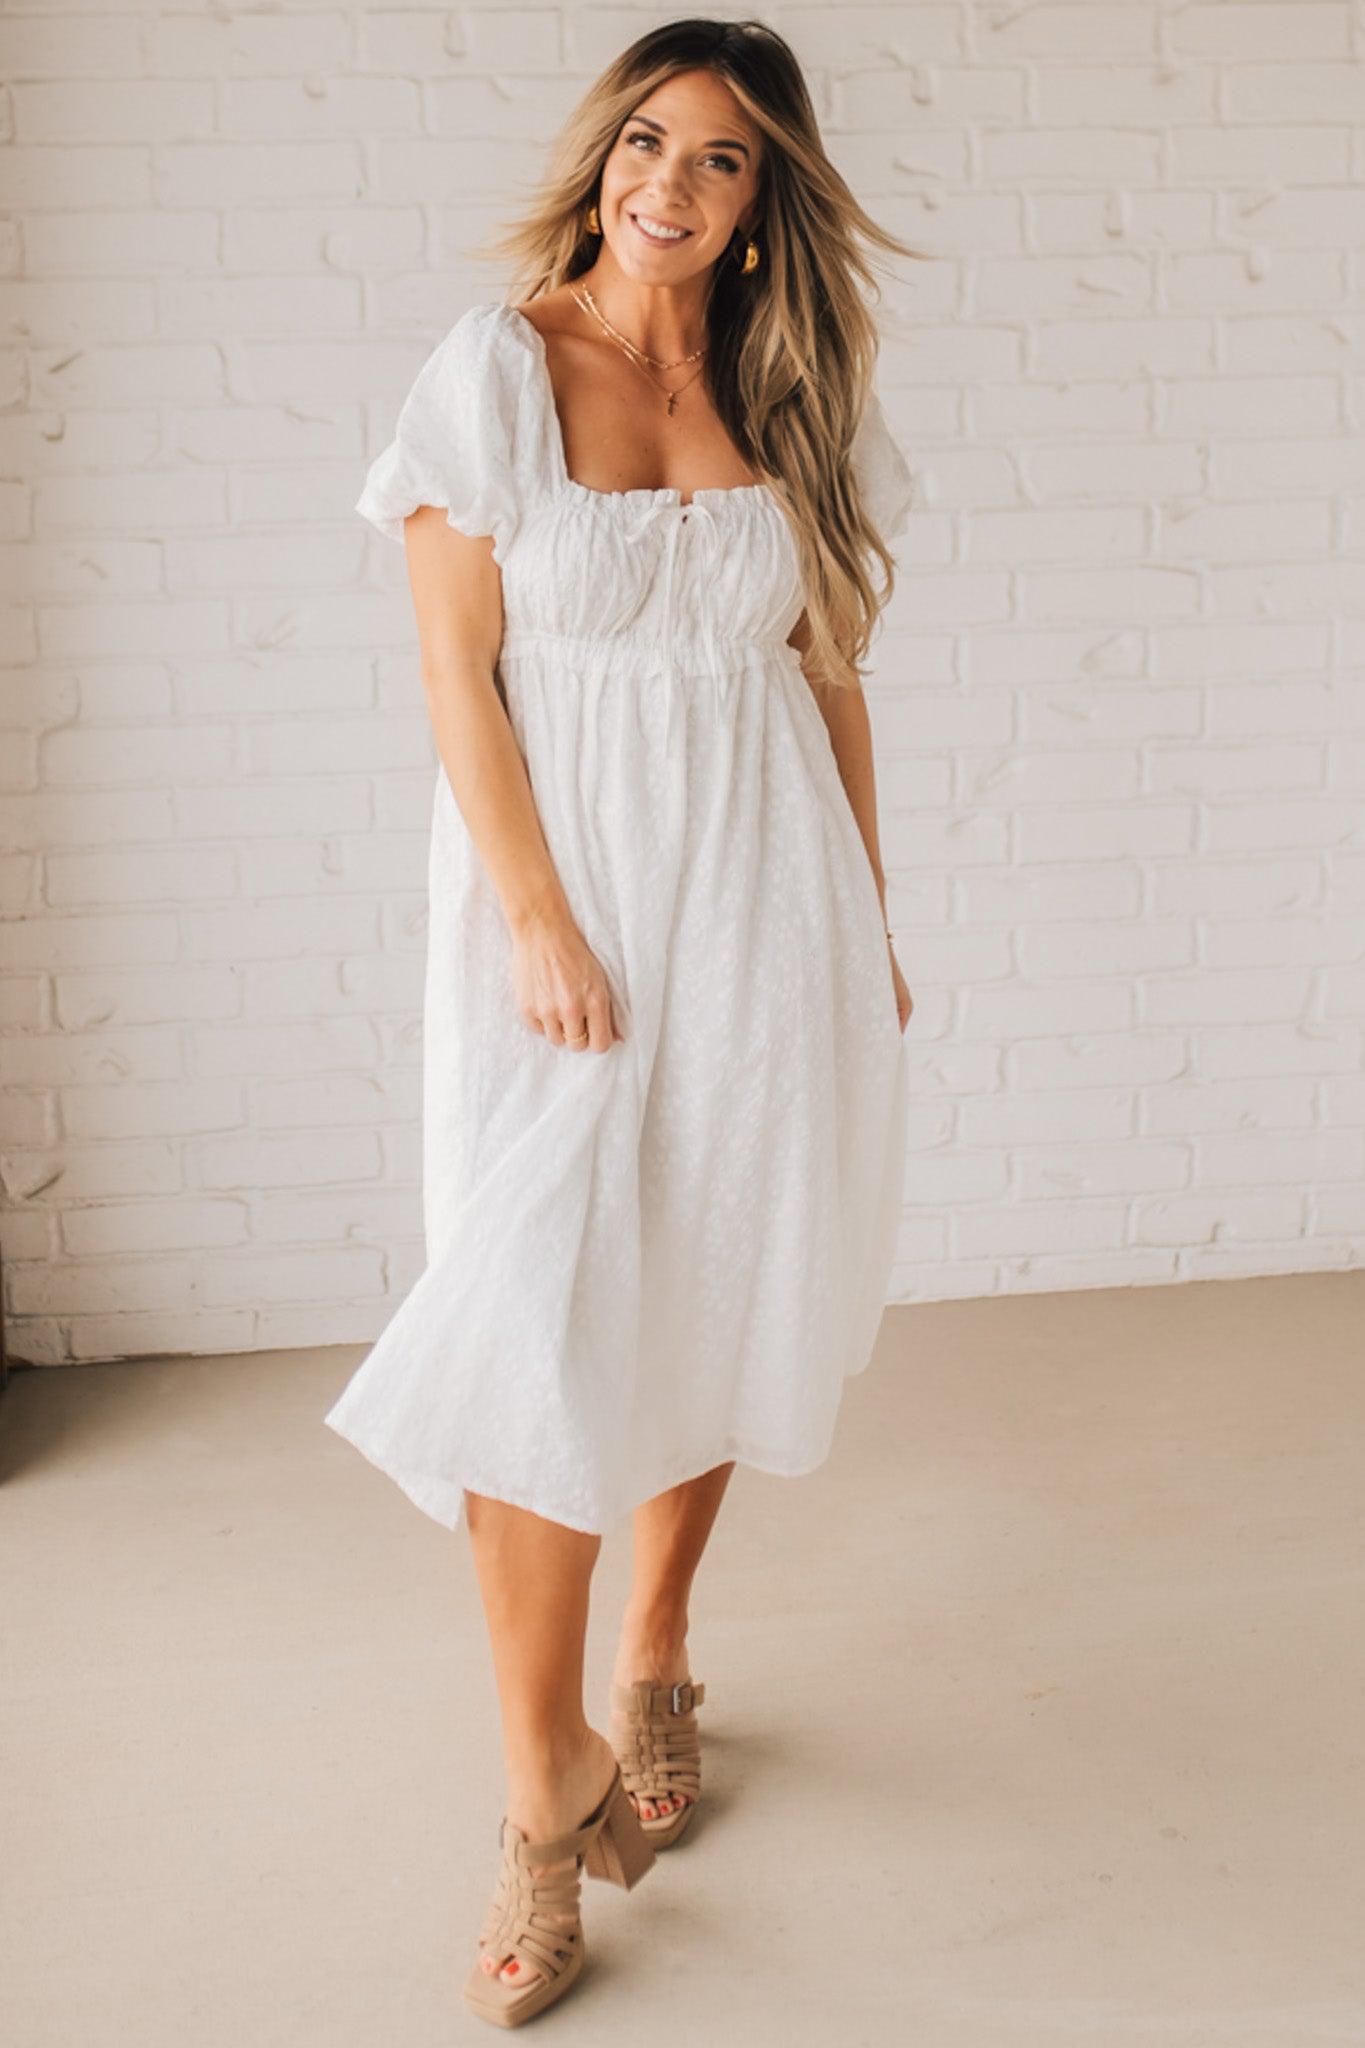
581;1772;656;1890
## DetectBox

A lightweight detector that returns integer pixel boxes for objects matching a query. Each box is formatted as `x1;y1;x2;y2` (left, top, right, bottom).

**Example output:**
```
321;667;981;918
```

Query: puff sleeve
355;305;521;564
850;381;914;544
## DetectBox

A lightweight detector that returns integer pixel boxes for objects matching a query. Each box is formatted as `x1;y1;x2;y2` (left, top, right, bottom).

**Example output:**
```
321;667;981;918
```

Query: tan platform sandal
462;1760;655;2030
609;1676;706;1849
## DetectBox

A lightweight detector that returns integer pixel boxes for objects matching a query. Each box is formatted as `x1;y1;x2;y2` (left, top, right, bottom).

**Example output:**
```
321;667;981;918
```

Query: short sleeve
355;304;521;564
850;381;914;544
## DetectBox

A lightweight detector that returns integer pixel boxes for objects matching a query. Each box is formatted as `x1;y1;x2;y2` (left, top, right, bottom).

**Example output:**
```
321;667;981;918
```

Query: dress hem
322;1034;907;1539
322;1331;884;1540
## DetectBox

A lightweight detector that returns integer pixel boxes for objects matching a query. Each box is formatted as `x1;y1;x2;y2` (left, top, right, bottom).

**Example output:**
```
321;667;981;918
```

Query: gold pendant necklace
573;282;707;370
569;284;707;417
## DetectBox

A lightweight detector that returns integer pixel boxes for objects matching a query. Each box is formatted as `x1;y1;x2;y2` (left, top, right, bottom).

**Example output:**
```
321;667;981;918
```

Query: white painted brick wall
2;1;1362;1365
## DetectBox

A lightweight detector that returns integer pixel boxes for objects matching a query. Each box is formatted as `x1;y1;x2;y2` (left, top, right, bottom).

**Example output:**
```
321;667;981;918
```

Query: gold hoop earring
735;234;759;274
585;203;600;236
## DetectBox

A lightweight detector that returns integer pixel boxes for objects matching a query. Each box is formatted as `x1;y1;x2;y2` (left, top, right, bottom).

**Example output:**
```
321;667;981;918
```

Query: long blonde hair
469;17;927;690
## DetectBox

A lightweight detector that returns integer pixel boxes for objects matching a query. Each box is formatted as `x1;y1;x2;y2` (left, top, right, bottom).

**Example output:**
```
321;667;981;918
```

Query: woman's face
597;68;763;284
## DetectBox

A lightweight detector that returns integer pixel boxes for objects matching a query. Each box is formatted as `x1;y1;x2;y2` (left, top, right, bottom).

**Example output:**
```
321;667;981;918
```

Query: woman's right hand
511;911;625;1052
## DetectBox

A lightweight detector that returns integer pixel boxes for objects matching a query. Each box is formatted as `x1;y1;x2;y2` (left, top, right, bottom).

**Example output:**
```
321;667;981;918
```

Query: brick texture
2;2;1362;1363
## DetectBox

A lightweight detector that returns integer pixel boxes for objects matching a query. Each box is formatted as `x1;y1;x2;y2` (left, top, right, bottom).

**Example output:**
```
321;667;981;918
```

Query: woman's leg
464;1488;621;1988
609;1460;735;1820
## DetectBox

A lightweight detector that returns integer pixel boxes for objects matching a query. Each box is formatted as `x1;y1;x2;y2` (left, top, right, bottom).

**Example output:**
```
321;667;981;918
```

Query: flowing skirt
323;637;908;1534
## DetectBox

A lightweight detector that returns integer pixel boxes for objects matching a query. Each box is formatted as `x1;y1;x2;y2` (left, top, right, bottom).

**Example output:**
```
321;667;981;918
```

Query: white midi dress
323;299;914;1536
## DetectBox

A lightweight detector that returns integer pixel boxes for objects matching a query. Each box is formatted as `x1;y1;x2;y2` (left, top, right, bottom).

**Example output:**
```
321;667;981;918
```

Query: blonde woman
325;15;917;2027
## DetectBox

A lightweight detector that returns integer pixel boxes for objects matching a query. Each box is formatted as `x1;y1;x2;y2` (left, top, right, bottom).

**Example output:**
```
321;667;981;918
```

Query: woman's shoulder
358;301;533;557
426;299;524;373
447;297;569;354
850;377;914;545
391;301;535;441
493;290;581;348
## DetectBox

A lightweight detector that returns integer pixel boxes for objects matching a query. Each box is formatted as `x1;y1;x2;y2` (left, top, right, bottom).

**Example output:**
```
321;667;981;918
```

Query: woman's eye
624;131;740;175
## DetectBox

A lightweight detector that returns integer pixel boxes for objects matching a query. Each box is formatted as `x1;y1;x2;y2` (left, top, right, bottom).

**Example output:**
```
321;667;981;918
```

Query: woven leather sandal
609;1676;706;1849
462;1760;655;2029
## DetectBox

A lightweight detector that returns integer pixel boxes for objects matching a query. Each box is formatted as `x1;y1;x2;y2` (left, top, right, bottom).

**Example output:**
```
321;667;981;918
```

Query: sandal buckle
670;1681;691;1714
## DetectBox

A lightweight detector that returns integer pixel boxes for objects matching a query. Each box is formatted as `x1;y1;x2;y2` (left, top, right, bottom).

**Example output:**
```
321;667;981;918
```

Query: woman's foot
609;1614;694;1824
477;1727;619;1989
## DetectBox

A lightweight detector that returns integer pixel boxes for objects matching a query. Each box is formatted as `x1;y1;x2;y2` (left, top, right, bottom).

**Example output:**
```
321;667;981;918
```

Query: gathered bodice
497;479;807;731
354;298;915;722
502;481;802;650
487;304;809;730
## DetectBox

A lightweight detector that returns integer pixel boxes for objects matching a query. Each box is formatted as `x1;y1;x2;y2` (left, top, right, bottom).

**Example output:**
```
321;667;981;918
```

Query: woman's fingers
552;977;614;1051
512;924;624;1051
579;982;616;1053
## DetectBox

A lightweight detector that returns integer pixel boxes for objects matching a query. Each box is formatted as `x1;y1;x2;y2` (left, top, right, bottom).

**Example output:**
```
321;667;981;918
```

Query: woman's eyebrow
625;110;752;156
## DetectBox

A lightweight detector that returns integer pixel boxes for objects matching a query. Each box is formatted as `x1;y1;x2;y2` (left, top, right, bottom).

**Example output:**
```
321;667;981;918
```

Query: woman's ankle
611;1605;690;1682
503;1719;597;1788
502;1726;617;1842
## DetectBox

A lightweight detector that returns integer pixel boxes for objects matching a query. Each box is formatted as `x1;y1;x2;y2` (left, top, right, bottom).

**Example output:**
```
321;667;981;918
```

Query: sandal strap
476;1766;627;1985
609;1676;706;1803
478;1826;584;1985
501;1757;624;1867
609;1676;705;1717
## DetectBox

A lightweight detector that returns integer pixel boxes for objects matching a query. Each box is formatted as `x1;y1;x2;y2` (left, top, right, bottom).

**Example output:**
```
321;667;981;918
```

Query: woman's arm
404;507;564;930
788;608;911;1032
787;610;888;921
402;506;624;1050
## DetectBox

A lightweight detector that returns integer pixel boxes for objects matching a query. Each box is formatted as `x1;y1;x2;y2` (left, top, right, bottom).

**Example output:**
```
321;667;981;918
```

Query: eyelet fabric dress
323;300;915;1536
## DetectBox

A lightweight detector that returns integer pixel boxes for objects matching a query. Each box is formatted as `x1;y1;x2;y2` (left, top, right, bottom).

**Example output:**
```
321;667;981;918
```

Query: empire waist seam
497;626;802;678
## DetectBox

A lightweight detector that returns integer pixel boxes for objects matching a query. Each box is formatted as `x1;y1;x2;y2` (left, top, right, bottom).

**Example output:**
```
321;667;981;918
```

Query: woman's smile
627;208;694;245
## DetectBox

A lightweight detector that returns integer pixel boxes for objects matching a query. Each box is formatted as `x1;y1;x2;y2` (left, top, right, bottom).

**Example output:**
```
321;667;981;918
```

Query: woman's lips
628;210;693;245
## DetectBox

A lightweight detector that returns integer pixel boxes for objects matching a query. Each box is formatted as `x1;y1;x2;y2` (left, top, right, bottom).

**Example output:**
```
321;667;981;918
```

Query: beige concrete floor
2;1270;1363;2048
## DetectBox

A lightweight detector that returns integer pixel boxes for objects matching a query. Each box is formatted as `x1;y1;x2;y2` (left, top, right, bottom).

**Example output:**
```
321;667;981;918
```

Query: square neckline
497;301;774;513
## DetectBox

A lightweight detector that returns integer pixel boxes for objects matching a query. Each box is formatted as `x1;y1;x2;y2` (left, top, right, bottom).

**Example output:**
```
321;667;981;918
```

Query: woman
325;15;917;2027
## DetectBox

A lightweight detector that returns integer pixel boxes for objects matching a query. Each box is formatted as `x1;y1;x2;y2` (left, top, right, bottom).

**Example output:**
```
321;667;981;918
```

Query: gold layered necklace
569;282;708;417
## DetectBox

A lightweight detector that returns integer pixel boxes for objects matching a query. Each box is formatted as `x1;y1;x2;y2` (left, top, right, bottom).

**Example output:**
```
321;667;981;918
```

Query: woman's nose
646;167;690;203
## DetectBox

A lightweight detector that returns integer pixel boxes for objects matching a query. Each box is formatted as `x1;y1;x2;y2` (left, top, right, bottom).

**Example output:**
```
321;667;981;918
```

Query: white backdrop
3;0;1363;1366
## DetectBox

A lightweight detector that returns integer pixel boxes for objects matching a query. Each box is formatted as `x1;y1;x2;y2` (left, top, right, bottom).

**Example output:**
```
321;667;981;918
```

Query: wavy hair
468;16;926;690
